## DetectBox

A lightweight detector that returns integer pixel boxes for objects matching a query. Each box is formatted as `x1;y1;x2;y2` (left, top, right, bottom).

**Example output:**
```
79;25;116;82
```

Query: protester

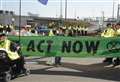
84;27;88;36
0;32;27;75
112;23;120;66
101;23;116;64
0;24;4;33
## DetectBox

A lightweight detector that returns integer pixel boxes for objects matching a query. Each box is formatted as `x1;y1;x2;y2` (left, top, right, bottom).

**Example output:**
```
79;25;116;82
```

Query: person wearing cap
112;23;120;66
101;23;116;37
101;23;117;64
0;33;26;74
116;23;120;36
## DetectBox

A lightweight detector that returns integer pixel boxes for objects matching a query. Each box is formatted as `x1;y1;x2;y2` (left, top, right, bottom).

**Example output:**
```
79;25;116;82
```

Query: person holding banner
101;23;116;64
113;23;120;66
46;29;62;66
116;23;120;36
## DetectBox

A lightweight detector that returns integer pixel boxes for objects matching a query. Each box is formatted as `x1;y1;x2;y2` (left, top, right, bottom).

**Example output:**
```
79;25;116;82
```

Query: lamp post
117;0;120;22
60;0;63;18
102;11;104;28
112;0;115;19
59;0;63;27
65;0;67;20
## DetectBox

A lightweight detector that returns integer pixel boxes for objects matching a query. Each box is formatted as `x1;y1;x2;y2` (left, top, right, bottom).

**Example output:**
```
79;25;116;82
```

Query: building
0;10;76;28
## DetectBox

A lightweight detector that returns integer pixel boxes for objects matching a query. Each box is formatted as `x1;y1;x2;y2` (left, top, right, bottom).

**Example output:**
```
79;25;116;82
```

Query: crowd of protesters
35;25;89;37
0;24;14;34
0;22;120;37
0;23;90;37
101;23;120;66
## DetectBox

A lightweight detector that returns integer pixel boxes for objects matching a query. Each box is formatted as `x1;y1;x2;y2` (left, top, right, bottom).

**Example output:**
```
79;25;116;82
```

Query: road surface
10;58;120;82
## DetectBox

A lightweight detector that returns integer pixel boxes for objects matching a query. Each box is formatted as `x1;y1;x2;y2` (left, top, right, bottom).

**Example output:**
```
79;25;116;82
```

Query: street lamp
65;0;67;20
112;0;115;18
117;0;120;22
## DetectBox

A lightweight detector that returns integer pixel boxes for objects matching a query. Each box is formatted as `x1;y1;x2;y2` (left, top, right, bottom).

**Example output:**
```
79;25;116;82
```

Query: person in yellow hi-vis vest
48;29;54;36
47;29;62;66
101;23;117;64
116;23;120;36
101;25;116;37
46;29;54;65
0;33;28;74
112;23;120;66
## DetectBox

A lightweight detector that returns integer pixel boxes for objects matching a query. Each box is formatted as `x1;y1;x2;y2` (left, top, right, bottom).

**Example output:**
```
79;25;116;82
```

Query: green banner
8;36;120;57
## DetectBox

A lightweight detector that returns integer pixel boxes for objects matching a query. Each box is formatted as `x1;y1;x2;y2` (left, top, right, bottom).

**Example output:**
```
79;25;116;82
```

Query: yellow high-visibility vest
78;27;82;31
117;28;120;35
101;28;116;37
84;28;88;31
0;40;20;60
0;25;3;28
49;29;54;36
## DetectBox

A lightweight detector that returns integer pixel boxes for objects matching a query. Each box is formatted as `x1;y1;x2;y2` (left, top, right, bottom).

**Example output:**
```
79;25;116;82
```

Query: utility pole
112;0;115;19
117;4;120;22
65;0;67;20
59;0;63;27
60;0;63;18
102;11;104;28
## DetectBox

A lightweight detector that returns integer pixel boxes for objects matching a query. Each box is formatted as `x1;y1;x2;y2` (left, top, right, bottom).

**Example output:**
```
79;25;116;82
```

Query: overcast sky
0;0;119;18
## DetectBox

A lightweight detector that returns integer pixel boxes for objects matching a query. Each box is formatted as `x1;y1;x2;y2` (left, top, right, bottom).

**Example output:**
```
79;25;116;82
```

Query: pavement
10;58;120;82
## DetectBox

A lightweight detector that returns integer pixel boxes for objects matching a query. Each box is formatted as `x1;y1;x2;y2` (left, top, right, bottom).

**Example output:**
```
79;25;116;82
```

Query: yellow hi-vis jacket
101;28;116;37
117;28;120;36
49;29;54;36
0;40;20;60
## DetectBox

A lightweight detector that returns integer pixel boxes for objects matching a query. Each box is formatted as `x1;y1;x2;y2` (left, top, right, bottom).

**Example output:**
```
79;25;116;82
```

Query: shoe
113;59;120;66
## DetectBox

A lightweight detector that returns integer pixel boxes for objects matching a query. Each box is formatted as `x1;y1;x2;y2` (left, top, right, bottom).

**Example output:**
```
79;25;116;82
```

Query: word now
27;40;100;54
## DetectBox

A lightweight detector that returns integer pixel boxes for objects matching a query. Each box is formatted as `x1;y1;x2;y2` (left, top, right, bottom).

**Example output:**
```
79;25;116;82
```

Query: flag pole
19;0;21;45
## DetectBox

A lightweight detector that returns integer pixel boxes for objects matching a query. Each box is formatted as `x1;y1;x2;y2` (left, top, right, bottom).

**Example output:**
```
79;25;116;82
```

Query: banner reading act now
8;36;120;57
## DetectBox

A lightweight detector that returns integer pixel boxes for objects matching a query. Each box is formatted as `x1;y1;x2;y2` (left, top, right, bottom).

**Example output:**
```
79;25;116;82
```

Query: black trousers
11;56;25;73
55;57;61;65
